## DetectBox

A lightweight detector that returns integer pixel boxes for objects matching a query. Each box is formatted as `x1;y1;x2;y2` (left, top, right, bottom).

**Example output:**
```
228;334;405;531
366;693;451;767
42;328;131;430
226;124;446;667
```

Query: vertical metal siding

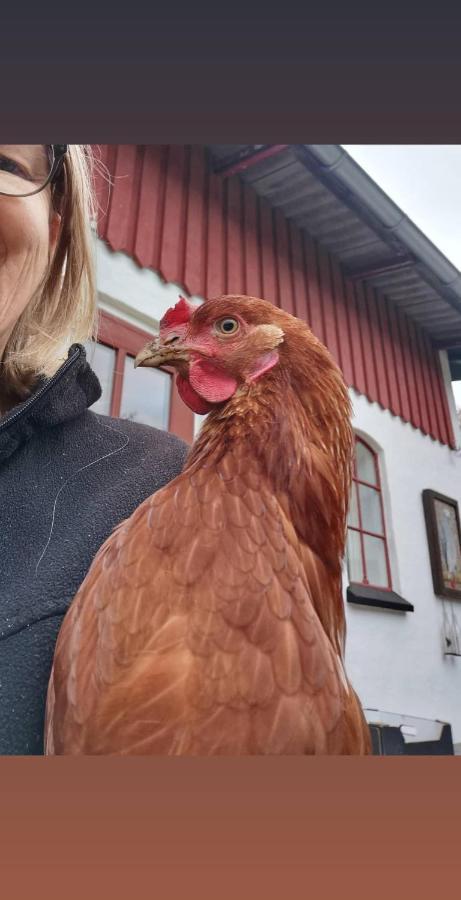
259;198;278;307
243;187;260;298
377;296;398;416
356;282;379;402
274;209;293;315
303;233;324;344
205;163;225;299
183;145;207;297
386;297;410;422
368;287;389;411
290;223;309;330
224;176;240;294
399;310;422;431
344;280;367;397
94;145;455;448
317;244;340;366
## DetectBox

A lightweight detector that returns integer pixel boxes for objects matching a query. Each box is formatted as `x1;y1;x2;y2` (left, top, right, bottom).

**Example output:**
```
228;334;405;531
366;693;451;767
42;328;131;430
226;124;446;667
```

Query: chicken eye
216;317;239;335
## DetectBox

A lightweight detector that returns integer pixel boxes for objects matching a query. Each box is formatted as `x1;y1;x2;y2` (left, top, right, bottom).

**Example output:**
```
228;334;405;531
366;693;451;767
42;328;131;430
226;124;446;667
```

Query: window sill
347;583;414;612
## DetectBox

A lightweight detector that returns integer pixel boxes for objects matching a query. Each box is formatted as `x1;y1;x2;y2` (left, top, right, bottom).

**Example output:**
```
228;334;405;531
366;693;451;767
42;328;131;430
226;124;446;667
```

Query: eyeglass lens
0;145;54;197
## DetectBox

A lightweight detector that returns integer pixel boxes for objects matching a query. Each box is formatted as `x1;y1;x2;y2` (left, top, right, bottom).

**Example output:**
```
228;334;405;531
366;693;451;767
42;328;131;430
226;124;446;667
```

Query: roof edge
299;145;461;317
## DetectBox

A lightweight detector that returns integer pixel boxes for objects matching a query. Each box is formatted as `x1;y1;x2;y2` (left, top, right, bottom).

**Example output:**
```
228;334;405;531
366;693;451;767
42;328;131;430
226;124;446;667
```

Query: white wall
95;237;203;332
345;389;461;743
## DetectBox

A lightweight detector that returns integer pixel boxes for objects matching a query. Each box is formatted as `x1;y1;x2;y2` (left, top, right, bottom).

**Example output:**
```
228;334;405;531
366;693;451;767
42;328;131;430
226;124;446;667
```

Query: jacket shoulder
88;412;190;477
46;410;191;514
91;413;190;455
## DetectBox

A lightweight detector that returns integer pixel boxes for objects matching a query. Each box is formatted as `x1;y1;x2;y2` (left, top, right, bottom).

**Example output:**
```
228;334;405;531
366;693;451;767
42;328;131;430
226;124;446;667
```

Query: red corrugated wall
93;144;455;448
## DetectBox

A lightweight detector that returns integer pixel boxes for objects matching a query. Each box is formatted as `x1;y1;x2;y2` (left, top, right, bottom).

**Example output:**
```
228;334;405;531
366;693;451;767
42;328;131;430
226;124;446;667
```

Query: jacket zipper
0;346;82;434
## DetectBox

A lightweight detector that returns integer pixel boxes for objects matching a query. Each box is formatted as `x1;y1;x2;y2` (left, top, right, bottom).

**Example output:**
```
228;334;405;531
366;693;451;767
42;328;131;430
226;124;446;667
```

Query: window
451;379;461;432
194;413;208;437
119;355;170;430
84;342;115;417
346;437;392;590
84;311;171;430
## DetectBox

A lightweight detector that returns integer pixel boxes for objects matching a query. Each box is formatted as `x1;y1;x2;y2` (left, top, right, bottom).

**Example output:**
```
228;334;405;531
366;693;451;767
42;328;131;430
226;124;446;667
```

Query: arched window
346;436;392;590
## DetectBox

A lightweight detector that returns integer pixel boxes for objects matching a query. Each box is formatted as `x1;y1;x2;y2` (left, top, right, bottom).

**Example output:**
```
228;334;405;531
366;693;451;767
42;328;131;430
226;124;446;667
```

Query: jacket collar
0;344;101;464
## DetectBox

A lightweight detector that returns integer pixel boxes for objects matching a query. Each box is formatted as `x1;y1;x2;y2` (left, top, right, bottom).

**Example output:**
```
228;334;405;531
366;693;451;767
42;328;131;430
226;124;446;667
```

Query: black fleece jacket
0;344;189;755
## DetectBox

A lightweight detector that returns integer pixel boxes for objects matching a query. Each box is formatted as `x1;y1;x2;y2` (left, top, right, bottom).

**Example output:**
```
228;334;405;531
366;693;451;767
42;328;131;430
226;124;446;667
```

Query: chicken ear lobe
246;350;280;383
244;323;283;383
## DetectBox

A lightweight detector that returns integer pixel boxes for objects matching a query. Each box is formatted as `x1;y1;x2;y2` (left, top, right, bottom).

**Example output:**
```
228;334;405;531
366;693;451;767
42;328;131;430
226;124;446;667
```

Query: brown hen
45;295;371;755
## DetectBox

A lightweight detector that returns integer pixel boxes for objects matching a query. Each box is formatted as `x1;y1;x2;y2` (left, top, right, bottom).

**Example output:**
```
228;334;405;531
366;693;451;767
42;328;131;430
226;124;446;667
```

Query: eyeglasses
0;144;67;198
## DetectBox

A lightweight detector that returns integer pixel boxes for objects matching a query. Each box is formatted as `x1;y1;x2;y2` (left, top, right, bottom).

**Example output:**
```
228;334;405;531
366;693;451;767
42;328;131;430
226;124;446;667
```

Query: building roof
94;144;456;446
208;144;461;352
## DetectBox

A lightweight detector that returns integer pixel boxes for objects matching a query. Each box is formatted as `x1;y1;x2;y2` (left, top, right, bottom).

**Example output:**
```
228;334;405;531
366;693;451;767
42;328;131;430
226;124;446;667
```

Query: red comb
161;296;193;328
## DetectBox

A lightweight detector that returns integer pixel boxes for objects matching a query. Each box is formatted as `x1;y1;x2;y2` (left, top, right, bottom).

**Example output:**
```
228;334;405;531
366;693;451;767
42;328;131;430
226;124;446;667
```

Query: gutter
297;145;461;318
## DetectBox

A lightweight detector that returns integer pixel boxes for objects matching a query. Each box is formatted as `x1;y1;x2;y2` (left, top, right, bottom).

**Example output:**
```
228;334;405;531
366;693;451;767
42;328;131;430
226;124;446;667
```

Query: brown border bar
1;758;460;893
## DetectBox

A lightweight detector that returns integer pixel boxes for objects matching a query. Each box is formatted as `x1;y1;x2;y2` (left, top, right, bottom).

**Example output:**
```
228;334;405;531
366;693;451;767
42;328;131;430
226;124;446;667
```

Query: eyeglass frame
0;144;68;199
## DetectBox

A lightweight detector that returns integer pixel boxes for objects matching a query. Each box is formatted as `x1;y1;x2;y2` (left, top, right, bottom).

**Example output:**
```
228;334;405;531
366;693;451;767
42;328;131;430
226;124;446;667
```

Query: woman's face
0;149;60;358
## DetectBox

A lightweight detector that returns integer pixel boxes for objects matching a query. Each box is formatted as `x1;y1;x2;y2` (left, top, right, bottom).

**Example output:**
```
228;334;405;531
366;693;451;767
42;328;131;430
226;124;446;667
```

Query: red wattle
176;375;215;414
189;359;238;403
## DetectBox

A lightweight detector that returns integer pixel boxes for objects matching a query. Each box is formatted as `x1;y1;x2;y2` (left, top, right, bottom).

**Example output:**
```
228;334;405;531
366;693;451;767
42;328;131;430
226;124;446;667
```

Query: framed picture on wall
422;490;461;600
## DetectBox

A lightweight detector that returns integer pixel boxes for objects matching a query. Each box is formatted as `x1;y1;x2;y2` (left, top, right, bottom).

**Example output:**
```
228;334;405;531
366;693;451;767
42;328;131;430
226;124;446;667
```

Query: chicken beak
134;337;190;369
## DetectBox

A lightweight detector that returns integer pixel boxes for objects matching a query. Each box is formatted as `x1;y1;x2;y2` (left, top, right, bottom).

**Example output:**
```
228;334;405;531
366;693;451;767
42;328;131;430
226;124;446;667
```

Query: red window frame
95;310;195;443
347;436;393;590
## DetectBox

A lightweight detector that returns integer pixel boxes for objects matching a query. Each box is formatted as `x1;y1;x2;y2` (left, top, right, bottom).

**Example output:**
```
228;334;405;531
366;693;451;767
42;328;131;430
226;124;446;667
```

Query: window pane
346;529;364;583
363;534;389;587
355;440;377;485
84;340;115;416
358;483;383;535
120;355;171;430
347;482;359;528
194;413;208;437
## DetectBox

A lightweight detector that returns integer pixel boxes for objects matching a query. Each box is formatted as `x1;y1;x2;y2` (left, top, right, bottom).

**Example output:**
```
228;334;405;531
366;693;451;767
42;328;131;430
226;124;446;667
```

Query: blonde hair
1;145;98;403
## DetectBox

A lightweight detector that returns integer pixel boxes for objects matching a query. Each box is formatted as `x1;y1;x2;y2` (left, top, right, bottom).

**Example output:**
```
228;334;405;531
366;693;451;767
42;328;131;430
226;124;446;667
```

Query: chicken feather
45;294;371;755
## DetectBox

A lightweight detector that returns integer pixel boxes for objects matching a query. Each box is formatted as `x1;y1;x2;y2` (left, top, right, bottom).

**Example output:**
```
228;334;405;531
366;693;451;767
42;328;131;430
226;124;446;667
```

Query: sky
342;146;461;269
342;146;461;408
